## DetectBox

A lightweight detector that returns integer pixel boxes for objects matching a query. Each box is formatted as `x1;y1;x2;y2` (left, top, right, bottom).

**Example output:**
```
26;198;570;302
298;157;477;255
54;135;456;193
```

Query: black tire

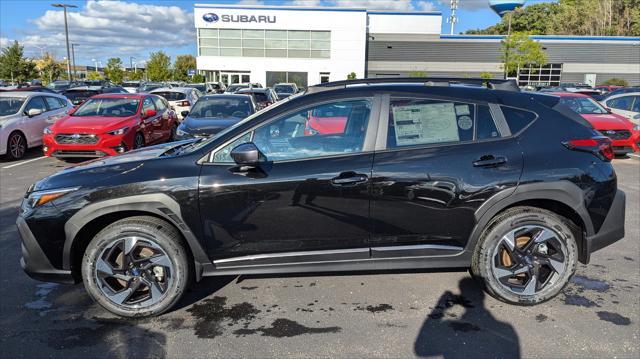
5;131;27;160
471;206;578;305
133;132;145;149
82;216;190;317
169;123;178;142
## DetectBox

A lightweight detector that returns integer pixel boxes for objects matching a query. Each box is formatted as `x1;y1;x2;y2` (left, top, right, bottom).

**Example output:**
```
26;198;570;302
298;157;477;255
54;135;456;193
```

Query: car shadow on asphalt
414;277;521;358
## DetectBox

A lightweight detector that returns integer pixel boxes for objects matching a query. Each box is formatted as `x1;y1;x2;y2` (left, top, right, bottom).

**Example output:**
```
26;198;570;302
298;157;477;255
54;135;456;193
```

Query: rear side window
501;107;536;134
153;92;186;101
631;96;640;113
476;105;500;140
387;98;476;148
608;96;633;111
152;96;167;111
44;96;64;110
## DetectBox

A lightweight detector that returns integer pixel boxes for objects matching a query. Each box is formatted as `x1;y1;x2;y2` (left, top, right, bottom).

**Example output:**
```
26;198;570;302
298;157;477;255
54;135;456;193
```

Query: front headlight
25;187;79;209
44;126;52;134
108;126;129;136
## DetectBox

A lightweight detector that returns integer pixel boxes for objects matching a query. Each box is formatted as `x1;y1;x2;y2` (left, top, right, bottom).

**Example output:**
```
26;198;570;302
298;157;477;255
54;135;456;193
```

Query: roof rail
306;77;520;94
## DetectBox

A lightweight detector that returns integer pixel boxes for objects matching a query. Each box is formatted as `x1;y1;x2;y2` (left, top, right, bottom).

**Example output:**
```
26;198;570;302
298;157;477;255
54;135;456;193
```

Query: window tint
44;96;64;110
213;99;371;163
56;97;69;108
501;106;536;134
25;96;47;113
608;96;633;111
631;96;640;113
476;105;500;140
153;92;186;101
387;99;475;148
152;96;167;111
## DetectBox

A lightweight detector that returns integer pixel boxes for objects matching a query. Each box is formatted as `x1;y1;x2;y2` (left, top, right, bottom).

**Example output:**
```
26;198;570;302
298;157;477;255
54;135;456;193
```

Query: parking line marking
1;156;47;169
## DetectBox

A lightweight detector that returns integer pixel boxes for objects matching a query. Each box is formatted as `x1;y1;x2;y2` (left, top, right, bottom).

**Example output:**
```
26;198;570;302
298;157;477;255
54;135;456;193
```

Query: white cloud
236;0;266;4
17;0;194;62
286;0;439;11
416;1;438;11
288;0;323;6
0;37;12;48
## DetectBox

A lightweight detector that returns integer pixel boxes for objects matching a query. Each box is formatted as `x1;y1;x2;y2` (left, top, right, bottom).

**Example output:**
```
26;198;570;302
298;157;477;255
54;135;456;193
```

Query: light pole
52;4;77;81
92;58;98;72
130;57;136;73
71;43;78;80
33;45;46;58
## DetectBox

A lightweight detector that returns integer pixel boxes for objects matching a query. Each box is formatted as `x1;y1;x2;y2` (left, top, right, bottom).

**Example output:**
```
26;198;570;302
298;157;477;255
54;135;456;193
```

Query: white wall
368;12;441;35
194;5;368;85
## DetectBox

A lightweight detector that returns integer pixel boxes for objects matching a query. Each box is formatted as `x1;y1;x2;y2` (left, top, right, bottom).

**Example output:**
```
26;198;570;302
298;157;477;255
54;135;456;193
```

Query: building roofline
194;4;441;15
440;34;640;42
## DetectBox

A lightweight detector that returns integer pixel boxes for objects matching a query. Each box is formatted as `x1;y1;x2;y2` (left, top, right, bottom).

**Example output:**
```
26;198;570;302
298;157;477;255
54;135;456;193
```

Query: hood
181;116;242;136
581;113;633;130
51;115;136;133
33;139;197;192
0;113;21;123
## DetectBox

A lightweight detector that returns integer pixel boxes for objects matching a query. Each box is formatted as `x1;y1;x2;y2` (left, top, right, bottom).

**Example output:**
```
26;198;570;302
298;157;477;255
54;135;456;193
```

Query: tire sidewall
476;208;578;305
82;219;189;317
7;131;26;160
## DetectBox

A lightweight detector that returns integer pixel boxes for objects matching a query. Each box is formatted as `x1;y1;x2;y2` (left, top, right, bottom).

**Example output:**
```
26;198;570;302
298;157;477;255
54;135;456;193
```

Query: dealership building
194;4;640;88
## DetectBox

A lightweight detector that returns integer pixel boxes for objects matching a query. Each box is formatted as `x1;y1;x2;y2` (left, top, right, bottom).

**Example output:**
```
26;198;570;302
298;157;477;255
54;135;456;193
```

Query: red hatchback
43;94;178;158
553;92;640;155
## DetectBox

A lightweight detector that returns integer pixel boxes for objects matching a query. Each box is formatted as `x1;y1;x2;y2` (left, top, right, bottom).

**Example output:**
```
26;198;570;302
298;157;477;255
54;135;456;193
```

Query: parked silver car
0;92;73;160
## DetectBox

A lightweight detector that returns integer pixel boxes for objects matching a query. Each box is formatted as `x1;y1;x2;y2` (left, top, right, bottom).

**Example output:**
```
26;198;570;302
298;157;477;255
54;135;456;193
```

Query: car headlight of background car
24;187;79;210
107;126;129;136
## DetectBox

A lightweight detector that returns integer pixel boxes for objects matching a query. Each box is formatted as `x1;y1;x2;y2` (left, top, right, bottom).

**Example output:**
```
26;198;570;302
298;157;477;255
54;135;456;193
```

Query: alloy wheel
491;225;567;296
9;133;26;159
134;134;144;149
94;236;173;308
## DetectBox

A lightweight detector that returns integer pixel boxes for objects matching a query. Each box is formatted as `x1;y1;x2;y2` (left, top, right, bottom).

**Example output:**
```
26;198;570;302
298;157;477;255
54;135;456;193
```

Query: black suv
18;78;625;317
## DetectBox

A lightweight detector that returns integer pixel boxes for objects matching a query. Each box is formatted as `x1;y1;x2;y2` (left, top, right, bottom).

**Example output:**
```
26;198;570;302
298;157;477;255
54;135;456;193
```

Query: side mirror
181;110;189;118
27;108;43;117
230;142;265;166
142;109;157;119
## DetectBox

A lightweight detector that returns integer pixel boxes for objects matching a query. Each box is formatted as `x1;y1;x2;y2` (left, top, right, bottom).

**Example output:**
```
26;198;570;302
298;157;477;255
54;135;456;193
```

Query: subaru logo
605;130;616;135
71;134;81;139
203;13;219;23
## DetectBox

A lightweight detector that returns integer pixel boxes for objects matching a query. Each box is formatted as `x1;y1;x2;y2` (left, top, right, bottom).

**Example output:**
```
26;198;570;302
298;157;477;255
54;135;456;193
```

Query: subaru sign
202;13;219;23
188;69;196;76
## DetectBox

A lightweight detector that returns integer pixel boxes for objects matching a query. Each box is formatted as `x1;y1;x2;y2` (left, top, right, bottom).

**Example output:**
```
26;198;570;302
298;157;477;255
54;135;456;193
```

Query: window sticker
392;102;460;146
455;104;471;116
457;115;473;130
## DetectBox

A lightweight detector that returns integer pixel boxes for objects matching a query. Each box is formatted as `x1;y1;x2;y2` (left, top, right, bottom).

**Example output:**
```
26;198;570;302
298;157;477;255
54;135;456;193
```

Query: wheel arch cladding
468;181;592;264
63;194;209;280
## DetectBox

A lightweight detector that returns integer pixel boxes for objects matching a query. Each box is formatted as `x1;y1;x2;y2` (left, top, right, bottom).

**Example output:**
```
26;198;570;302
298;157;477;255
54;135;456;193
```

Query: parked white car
122;81;141;93
601;92;640;124
0;92;73;160
150;87;201;120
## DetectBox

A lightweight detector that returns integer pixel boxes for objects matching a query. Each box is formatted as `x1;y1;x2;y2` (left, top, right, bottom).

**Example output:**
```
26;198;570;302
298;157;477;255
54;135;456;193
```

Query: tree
0;40;37;83
408;71;427;77
87;71;104;81
602;78;629;86
125;70;144;81
191;74;206;83
34;52;63;85
500;32;547;77
173;55;196;82
146;51;171;82
346;72;357;80
104;57;125;84
479;72;494;80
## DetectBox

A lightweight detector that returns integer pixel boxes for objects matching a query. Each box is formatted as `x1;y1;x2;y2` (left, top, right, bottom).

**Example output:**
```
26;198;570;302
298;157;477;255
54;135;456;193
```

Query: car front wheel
471;206;578;305
6;131;27;160
82;216;190;317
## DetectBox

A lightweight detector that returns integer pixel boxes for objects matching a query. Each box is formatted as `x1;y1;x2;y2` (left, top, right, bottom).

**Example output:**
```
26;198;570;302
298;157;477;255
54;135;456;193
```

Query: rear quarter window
501;106;537;134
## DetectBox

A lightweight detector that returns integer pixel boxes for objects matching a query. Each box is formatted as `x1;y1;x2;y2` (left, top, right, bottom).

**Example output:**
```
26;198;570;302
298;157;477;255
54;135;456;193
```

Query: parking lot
0;150;637;358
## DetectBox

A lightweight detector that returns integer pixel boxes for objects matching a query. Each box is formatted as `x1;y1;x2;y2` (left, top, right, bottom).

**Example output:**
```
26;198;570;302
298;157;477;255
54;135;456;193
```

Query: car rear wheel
169;123;178;142
133;132;145;149
81;216;190;317
6;131;27;160
471;206;578;305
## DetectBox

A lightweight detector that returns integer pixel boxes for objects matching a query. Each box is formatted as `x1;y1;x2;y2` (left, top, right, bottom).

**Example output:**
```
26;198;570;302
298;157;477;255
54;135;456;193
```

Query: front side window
632;96;640;113
142;97;155;114
25;96;47;114
387;99;476;148
608;96;634;111
213;99;371;163
152;96;167;111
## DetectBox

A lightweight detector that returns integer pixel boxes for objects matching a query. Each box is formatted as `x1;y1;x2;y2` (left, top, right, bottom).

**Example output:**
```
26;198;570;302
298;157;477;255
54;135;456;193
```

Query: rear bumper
583;190;625;262
17;216;75;284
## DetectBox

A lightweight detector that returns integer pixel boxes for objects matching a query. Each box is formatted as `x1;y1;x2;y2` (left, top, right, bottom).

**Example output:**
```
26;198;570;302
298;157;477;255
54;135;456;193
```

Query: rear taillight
563;136;614;161
178;101;190;107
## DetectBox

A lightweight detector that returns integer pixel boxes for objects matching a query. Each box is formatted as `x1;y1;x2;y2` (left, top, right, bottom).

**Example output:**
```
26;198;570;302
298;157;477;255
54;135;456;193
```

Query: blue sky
0;0;554;66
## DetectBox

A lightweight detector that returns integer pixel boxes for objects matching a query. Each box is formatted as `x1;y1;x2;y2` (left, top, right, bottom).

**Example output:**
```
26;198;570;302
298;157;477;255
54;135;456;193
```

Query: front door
370;97;523;257
198;97;379;264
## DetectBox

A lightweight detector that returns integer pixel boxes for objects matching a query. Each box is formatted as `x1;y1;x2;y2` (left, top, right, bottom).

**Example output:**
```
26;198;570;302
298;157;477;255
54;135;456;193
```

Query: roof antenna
446;0;459;35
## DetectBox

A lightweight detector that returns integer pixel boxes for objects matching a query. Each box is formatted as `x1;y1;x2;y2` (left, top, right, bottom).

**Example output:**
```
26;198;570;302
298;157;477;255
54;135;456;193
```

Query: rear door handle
331;172;368;186
473;155;507;167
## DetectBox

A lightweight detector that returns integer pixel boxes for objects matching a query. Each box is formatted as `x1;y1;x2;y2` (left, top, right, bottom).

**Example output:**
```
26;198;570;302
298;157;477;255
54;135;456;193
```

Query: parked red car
304;102;351;135
553;92;640;154
43;93;178;158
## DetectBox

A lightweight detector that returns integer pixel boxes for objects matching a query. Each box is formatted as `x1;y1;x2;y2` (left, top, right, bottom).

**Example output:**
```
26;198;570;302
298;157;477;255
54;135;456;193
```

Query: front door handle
473;155;507;168
331;172;368;186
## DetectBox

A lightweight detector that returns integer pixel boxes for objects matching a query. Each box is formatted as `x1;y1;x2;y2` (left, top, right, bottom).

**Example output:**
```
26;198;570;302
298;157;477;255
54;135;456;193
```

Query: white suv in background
602;92;640;124
0;92;73;160
150;87;201;120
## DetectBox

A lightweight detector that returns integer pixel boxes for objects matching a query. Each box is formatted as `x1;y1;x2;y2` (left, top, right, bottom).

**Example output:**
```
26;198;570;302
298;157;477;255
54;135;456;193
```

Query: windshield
152;91;186;101
559;96;608;115
0;97;25;116
189;97;253;119
274;85;295;94
73;98;140;117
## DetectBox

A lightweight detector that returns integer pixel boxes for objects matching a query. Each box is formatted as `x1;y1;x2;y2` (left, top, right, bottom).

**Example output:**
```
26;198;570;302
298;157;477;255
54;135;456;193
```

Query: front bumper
583;190;626;262
43;133;129;158
608;132;640;154
17;216;75;284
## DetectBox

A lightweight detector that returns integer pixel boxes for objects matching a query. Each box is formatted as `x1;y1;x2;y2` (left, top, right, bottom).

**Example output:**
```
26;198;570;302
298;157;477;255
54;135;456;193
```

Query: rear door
140;96;160;143
369;95;524;258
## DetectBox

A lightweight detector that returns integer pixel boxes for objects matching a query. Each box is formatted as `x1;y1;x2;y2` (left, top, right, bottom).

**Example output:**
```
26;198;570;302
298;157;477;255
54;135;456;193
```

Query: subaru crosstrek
18;78;626;317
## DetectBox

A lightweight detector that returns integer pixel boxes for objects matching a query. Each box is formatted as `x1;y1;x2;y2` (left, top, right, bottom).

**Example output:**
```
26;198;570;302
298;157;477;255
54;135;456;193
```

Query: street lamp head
52;3;78;8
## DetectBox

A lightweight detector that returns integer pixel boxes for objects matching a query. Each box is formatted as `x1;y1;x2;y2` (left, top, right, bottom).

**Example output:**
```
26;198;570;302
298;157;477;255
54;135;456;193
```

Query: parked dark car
175;94;256;140
236;87;279;110
18;77;625;318
62;85;129;106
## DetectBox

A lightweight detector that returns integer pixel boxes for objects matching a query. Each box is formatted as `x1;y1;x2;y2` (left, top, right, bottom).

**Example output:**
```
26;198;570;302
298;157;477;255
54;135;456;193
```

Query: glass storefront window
288;30;310;40
265;39;287;49
243;48;264;57
266;49;287;57
243;29;264;39
310;41;330;50
220;38;241;47
288;50;310;58
220;29;242;38
201;48;219;56
265;30;287;39
199;38;218;47
310;31;330;40
243;39;265;48
220;48;242;56
199;29;218;37
288;40;310;50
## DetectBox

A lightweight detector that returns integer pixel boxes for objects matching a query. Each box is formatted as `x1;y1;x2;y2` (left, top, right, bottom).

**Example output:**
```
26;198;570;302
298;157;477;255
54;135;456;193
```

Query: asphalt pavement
0;149;638;358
